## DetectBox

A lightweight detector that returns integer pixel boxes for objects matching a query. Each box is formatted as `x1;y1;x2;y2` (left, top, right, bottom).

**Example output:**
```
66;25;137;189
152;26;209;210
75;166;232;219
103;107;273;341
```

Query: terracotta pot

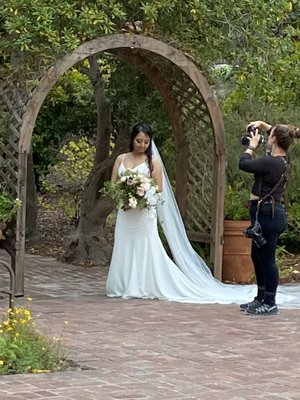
222;220;254;284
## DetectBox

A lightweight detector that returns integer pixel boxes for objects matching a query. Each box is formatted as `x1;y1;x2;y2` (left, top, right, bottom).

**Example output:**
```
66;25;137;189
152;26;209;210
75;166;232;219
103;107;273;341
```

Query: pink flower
126;178;134;186
137;187;145;197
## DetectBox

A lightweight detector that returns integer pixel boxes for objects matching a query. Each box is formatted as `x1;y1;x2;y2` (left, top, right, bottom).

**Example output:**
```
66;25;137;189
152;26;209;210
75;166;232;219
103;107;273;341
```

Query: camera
244;221;267;248
241;126;265;147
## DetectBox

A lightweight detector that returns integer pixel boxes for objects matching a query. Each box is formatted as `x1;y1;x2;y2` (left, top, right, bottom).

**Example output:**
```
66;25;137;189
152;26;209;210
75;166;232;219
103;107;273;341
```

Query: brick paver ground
0;250;300;400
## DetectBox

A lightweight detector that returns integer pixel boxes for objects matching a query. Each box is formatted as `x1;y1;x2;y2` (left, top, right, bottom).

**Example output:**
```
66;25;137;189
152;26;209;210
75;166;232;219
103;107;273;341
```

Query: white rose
129;197;138;208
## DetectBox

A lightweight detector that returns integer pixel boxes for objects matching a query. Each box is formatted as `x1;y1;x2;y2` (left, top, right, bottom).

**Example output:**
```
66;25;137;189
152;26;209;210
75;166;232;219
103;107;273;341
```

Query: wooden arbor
1;33;226;295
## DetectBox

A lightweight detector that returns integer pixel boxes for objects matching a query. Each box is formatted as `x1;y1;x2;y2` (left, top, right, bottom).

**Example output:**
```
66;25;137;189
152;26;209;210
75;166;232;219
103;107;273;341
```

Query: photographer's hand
245;129;261;154
248;120;272;133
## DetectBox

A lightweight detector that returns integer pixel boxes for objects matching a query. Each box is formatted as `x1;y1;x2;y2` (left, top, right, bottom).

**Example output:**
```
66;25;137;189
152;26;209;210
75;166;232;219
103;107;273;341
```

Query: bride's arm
111;154;123;183
152;157;163;192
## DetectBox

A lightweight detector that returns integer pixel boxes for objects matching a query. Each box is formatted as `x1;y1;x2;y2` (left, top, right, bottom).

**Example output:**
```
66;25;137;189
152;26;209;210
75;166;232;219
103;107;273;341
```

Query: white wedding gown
106;159;216;302
106;150;300;308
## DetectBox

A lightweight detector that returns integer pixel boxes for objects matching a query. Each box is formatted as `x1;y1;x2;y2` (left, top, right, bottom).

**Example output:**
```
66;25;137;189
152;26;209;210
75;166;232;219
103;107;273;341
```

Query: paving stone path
0;251;300;400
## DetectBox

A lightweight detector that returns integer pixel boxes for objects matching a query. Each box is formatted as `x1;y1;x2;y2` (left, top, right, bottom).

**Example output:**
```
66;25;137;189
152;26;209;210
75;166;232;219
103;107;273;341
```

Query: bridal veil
152;142;300;308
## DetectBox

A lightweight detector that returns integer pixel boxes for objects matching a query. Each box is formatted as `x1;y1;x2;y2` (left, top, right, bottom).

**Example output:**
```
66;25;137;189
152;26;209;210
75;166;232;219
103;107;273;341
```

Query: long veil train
153;142;300;308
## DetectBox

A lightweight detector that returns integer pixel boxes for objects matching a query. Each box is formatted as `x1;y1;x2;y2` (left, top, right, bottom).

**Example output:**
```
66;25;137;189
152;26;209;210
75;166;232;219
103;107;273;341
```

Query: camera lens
241;129;264;146
241;135;250;146
253;235;267;248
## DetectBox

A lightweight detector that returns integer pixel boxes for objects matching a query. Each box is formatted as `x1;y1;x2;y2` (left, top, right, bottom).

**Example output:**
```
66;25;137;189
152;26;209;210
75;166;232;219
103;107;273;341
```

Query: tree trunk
65;129;129;265
65;195;113;265
65;56;129;265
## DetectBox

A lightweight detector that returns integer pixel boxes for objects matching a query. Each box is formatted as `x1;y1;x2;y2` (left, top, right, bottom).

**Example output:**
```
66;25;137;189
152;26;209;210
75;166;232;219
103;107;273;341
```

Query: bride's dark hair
129;123;153;174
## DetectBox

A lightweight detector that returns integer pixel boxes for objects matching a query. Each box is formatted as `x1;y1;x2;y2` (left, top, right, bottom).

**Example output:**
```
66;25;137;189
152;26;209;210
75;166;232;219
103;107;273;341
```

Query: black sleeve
239;154;271;174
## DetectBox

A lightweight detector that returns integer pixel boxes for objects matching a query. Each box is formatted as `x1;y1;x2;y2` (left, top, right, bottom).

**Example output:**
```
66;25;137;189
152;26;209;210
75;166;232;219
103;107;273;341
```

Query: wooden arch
13;33;225;294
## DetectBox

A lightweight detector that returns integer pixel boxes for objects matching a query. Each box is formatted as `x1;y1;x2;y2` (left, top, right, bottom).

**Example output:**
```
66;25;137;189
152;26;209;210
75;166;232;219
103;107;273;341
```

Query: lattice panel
184;98;214;235
0;75;31;198
185;127;213;235
135;50;215;237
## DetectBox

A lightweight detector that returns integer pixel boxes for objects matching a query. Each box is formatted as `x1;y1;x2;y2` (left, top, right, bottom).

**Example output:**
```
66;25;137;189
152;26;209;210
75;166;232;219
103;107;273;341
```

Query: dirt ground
26;209;300;284
26;210;78;261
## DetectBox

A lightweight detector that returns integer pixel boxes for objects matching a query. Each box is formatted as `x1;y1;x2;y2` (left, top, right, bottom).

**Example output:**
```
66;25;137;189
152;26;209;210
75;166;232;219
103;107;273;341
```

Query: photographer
239;121;300;315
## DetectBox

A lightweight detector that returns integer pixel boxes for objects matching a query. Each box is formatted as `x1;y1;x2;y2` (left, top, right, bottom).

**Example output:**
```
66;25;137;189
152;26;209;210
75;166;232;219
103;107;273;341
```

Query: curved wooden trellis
1;33;226;295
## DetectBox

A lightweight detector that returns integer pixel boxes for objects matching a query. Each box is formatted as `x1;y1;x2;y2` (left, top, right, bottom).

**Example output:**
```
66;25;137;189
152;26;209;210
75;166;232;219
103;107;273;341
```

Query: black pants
249;201;287;305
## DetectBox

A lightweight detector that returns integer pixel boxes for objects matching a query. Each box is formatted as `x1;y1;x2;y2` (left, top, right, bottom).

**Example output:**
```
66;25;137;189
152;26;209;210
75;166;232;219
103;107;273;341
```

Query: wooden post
15;151;27;296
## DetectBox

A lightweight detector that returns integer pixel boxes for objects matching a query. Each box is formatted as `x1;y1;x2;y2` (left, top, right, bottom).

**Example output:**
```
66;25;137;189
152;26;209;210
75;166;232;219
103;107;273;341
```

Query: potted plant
223;182;254;284
224;182;250;221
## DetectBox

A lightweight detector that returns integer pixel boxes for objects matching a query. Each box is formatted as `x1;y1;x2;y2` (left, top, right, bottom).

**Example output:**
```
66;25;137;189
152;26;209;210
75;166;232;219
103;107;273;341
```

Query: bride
106;123;300;309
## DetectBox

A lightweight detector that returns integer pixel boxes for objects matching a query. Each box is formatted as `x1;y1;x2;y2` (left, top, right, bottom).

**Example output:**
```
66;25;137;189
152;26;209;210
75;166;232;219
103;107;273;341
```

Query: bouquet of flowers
102;169;159;211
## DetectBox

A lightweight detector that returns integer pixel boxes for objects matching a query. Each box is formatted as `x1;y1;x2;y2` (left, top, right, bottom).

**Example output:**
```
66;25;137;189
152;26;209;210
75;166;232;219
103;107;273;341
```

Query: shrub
224;182;250;221
0;301;68;375
40;136;96;219
0;193;22;223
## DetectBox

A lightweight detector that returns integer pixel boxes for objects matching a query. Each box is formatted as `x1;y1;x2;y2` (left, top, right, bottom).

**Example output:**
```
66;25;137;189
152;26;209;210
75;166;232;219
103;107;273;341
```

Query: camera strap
256;157;290;221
